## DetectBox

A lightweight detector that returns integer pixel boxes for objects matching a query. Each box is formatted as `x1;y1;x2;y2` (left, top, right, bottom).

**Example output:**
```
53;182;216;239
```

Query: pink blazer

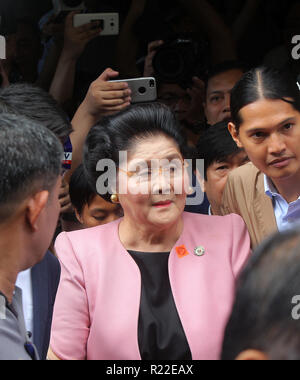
50;212;250;360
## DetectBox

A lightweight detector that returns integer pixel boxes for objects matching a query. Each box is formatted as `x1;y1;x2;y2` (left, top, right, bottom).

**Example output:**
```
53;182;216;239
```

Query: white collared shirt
16;269;33;337
264;175;300;232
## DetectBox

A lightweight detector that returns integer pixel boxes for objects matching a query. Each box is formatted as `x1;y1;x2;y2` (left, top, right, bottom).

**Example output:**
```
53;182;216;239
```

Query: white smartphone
73;13;119;36
0;35;5;59
109;77;157;104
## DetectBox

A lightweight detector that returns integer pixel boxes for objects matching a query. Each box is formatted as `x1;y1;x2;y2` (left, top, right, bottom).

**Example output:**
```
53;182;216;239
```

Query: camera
152;39;209;87
52;0;86;16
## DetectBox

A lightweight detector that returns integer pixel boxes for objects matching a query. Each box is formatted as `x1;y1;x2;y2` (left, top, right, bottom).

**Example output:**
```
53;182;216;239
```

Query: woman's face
117;134;189;229
229;98;300;182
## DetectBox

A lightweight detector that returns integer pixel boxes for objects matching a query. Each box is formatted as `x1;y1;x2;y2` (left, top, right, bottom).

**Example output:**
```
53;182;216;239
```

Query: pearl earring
110;194;119;204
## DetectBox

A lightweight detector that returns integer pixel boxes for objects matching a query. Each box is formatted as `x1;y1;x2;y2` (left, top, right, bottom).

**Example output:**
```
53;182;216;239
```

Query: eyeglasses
119;160;189;183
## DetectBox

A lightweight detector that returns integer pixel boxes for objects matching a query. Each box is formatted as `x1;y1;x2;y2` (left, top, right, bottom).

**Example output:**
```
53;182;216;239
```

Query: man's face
204;69;244;126
203;151;249;215
229;98;300;188
158;83;191;122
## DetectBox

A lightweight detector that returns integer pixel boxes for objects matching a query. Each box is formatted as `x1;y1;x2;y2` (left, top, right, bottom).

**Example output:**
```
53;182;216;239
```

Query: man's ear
25;191;49;232
228;122;243;149
236;350;268;361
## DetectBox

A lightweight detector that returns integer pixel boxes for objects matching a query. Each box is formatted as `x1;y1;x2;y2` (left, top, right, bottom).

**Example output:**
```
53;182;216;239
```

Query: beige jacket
220;162;278;248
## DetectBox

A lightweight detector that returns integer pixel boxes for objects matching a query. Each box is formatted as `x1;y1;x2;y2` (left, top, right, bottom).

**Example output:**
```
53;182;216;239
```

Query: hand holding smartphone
73;13;119;36
109;77;157;104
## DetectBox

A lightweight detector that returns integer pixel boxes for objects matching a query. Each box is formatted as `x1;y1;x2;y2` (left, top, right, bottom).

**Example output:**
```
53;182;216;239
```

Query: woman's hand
81;68;132;118
62;12;102;60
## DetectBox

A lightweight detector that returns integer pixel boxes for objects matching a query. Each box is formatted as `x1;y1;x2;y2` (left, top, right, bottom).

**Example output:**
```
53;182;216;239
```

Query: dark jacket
31;251;61;360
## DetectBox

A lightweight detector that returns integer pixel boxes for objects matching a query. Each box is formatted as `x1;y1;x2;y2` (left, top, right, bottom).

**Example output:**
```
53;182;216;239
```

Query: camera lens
138;87;146;94
153;45;185;83
152;39;205;86
63;0;83;7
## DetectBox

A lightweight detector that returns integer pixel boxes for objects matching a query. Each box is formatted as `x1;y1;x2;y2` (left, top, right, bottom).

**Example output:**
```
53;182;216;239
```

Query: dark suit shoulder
44;250;60;271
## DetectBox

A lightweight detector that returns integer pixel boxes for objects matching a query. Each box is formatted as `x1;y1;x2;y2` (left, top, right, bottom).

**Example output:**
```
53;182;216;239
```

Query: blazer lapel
254;172;278;240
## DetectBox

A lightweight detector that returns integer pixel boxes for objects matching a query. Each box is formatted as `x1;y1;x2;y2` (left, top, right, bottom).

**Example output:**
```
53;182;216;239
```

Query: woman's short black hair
69;164;98;215
222;228;300;360
196;121;242;180
83;102;187;203
230;66;300;132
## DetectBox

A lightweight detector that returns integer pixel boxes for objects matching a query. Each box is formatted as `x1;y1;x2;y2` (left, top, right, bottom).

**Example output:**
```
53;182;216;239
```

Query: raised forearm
115;13;140;77
115;0;147;77
64;68;132;183
64;101;98;183
233;0;262;42
49;51;77;105
36;41;63;91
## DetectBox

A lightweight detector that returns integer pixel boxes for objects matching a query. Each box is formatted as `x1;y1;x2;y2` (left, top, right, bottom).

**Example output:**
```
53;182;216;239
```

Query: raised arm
177;0;237;64
64;68;132;183
115;0;147;78
49;12;102;105
232;0;262;43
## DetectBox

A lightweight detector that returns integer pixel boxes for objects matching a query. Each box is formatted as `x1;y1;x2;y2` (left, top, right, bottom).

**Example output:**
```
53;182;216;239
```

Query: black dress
127;250;192;360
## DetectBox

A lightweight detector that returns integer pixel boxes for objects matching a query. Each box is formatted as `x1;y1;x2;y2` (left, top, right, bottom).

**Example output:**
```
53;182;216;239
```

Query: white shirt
16;269;34;337
264;175;300;232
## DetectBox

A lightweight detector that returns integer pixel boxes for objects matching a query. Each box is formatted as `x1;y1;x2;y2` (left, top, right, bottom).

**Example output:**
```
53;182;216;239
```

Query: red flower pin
176;245;190;259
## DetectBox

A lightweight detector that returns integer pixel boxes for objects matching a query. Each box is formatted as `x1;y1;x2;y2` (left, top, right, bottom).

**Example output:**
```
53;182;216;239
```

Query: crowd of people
1;0;300;361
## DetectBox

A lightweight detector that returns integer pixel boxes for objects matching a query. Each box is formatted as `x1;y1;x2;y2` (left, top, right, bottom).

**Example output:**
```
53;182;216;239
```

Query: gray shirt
0;287;39;360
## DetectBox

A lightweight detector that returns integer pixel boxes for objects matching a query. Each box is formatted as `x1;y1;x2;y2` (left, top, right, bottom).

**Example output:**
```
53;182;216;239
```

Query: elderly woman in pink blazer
49;103;251;360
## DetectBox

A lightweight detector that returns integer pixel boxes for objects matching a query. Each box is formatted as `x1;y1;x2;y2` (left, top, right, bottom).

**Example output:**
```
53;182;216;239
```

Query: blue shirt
264;175;300;232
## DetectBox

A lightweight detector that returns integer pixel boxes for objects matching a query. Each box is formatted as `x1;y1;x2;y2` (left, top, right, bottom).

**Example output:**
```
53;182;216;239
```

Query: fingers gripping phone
110;77;157;104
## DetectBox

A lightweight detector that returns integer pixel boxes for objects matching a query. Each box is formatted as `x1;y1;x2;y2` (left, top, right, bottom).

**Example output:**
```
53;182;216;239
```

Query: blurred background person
0;113;62;360
69;164;123;229
221;67;300;248
196;121;249;216
0;83;71;359
222;227;300;360
203;61;247;126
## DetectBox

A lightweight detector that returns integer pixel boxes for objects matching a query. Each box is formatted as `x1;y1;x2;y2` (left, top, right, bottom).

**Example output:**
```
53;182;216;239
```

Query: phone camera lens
139;87;146;94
